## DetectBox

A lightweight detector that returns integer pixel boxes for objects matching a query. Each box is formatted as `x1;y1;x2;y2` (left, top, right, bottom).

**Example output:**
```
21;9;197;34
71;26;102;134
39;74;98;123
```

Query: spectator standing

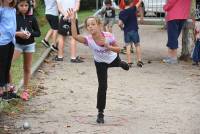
41;0;59;51
119;0;143;67
10;0;41;100
55;0;84;63
163;0;191;64
99;0;118;33
0;0;17;100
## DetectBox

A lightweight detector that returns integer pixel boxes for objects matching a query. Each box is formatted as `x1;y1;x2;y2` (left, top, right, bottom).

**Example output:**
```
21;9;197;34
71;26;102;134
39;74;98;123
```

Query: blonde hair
84;16;102;28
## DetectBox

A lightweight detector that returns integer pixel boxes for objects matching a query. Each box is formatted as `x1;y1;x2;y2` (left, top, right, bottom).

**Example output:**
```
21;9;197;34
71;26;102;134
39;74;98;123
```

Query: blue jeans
167;19;186;49
192;40;200;62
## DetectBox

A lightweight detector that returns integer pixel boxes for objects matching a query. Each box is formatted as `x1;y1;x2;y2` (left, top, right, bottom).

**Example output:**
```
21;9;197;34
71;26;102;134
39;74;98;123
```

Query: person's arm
68;9;86;44
74;0;80;12
104;42;121;53
30;16;41;37
135;0;142;9
16;31;27;39
32;0;36;9
118;19;124;30
163;0;177;11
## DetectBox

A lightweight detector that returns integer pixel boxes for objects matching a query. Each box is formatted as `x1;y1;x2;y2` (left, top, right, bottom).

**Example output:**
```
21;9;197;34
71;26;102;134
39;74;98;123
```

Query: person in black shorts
55;0;84;63
41;0;59;51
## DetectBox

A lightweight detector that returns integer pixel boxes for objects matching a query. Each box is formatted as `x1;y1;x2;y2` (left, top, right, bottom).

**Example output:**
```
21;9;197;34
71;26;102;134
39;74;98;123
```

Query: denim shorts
15;43;35;53
167;19;186;49
124;30;140;46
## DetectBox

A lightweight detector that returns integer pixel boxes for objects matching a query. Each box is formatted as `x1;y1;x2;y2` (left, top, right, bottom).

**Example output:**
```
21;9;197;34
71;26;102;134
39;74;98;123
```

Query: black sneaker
120;61;129;71
53;56;63;61
137;61;144;67
41;39;50;48
2;92;20;101
51;44;58;52
96;112;104;124
70;57;84;63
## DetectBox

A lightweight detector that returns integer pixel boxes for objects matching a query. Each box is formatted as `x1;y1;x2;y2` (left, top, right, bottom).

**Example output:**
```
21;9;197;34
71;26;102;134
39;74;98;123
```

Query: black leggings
0;42;14;87
95;55;122;112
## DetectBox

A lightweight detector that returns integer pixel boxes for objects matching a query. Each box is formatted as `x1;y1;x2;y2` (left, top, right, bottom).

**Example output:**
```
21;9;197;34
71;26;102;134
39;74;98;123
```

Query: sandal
76;56;85;60
137;61;144;67
128;62;133;67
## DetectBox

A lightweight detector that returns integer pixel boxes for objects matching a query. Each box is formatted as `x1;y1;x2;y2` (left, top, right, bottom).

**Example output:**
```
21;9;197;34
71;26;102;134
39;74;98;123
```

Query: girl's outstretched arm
68;9;86;44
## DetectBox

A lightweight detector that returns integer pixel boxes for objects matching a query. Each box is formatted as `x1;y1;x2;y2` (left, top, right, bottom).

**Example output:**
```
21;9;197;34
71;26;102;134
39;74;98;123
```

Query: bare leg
168;48;177;59
44;29;53;42
126;44;132;63
23;52;33;90
135;44;142;62
70;37;77;59
57;35;65;58
52;30;58;45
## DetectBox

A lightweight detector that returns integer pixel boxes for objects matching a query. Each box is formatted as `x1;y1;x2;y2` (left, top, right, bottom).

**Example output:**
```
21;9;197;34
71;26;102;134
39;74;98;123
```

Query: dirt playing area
2;25;200;134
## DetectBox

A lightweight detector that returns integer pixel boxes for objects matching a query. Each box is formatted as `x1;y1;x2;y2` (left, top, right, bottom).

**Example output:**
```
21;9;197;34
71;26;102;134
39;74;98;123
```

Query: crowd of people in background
0;0;196;124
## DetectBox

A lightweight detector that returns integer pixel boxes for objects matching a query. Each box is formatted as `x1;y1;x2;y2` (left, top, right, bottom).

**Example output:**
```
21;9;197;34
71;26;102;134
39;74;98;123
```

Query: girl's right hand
18;32;28;39
67;8;76;21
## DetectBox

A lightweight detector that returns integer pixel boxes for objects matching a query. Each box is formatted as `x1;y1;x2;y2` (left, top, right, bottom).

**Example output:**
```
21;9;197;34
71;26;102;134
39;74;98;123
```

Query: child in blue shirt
118;0;143;67
0;0;17;99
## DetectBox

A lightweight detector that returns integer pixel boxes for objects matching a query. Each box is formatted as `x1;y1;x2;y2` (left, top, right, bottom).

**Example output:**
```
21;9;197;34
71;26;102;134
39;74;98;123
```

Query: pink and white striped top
84;32;117;64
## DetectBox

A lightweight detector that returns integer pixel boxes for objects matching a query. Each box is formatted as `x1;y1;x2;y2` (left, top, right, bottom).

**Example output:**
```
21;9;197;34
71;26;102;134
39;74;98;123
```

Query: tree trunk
180;0;195;61
179;21;193;61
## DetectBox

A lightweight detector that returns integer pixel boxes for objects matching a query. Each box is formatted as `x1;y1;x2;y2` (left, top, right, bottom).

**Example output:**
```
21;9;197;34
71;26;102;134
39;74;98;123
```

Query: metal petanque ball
23;121;30;129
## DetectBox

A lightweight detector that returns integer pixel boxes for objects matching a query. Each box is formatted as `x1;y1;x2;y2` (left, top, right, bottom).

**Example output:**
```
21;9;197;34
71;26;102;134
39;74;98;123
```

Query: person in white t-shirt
54;0;84;63
41;0;59;51
67;9;129;124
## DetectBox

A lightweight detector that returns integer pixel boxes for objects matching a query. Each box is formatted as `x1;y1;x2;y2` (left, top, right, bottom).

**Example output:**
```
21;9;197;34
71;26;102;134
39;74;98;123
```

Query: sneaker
137;61;144;67
41;39;50;48
96;112;104;124
76;56;85;60
50;44;58;52
53;56;63;61
163;57;178;64
70;57;84;63
7;84;16;93
162;56;170;62
20;90;29;101
120;61;129;71
2;92;20;101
